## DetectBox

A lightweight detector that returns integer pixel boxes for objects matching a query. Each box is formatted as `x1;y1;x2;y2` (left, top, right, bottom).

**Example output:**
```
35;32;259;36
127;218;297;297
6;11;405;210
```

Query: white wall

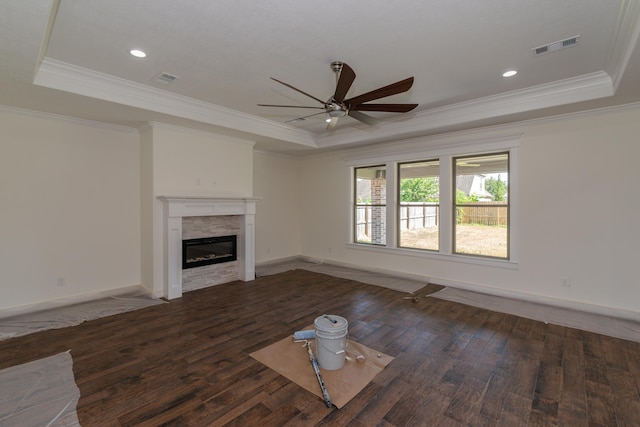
3;102;637;317
149;123;254;198
253;150;302;263
0;108;141;311
296;106;640;316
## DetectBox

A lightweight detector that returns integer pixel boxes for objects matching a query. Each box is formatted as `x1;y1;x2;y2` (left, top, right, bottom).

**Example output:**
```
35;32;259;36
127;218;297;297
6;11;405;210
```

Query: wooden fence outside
457;202;508;226
399;203;439;230
357;202;507;239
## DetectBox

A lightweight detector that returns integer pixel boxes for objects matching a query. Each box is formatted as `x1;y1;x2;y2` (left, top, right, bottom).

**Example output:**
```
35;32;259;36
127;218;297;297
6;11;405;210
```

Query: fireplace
182;235;237;269
159;197;257;300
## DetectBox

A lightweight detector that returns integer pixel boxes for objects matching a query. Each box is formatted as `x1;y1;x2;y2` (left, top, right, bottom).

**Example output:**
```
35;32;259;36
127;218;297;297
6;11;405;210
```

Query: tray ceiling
1;0;639;152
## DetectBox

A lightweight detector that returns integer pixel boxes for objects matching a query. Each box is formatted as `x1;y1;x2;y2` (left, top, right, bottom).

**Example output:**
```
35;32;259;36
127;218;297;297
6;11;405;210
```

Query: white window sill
346;243;519;270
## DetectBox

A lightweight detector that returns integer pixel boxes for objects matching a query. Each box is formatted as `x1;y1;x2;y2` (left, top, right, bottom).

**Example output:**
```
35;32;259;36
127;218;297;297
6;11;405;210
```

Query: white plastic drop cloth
0;351;80;426
0;290;165;341
256;258;428;294
430;287;640;343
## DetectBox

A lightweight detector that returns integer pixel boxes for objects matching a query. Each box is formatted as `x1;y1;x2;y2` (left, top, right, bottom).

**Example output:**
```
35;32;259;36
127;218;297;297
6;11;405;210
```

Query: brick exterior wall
371;175;386;244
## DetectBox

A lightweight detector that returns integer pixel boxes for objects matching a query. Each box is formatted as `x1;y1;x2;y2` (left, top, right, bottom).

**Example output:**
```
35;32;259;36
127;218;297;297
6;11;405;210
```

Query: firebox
182;235;237;269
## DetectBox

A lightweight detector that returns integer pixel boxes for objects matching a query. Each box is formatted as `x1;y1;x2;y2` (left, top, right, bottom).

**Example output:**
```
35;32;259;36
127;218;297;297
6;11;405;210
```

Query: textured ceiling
1;0;640;153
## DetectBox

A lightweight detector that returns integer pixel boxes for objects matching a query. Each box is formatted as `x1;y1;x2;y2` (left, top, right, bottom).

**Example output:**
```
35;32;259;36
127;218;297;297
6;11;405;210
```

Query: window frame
353;164;387;246
397;159;441;252
452;152;510;260
346;135;519;269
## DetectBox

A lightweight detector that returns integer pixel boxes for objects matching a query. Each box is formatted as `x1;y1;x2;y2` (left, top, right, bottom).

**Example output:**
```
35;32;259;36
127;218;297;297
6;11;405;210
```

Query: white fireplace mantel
158;196;259;299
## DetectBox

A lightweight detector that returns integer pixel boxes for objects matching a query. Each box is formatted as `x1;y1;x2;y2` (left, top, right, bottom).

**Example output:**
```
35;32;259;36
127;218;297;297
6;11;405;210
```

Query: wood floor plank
479;373;510;421
383;381;435;425
442;376;486;424
353;375;409;426
585;379;617;426
496;391;531;426
0;269;639;426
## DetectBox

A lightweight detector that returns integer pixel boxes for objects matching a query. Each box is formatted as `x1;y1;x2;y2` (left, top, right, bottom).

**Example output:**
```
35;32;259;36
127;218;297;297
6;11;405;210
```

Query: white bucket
314;315;348;370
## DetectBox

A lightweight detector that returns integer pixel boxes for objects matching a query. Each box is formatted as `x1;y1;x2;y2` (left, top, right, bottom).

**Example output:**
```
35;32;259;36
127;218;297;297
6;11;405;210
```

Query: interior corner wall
296;106;640;315
253;150;302;263
139;125;154;295
0;108;141;311
141;123;255;297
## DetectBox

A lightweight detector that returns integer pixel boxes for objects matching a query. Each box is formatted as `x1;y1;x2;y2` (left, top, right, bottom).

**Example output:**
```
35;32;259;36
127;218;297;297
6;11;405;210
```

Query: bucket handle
316;332;349;355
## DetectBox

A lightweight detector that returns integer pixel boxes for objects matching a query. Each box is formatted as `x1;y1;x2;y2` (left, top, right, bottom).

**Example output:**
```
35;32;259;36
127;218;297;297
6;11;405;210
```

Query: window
454;153;509;259
349;140;517;266
398;160;440;251
354;165;386;245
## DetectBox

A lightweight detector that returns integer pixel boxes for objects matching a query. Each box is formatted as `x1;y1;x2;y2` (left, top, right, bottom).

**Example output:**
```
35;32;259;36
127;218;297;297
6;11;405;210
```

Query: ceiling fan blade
333;63;356;103
326;117;339;130
258;104;324;109
345;77;415;107
285;111;327;123
348;110;380;126
352;103;418;113
270;77;326;105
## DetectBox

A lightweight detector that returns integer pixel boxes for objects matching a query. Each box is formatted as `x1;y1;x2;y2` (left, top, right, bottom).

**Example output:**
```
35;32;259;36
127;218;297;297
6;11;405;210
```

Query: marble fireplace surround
159;197;258;300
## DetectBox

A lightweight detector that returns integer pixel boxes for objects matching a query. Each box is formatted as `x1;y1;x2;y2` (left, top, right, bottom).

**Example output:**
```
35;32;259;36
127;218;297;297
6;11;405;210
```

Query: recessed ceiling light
129;49;147;58
502;70;517;78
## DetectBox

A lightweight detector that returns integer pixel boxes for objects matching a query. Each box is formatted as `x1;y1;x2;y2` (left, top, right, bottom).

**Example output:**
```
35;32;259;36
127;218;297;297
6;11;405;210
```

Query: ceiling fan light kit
258;61;418;129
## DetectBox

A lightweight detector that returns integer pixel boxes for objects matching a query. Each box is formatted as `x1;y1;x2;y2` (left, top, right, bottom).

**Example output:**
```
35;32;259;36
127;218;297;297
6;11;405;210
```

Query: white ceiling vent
533;35;580;55
152;72;180;84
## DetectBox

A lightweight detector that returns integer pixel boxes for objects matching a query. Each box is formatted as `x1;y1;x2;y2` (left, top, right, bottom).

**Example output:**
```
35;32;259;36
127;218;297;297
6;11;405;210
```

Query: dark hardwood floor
1;269;639;426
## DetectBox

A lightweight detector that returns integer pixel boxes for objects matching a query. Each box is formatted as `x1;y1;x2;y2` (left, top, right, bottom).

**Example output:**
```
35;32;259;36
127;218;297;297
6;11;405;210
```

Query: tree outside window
398;160;439;251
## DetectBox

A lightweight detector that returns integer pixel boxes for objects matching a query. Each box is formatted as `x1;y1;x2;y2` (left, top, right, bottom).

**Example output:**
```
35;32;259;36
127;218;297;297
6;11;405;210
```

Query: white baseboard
151;289;165;299
430;277;640;322
259;255;640;322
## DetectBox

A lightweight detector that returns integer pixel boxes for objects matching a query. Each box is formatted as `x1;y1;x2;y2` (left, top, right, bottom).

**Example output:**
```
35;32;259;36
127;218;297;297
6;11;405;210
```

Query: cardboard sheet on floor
0;351;81;426
250;329;394;408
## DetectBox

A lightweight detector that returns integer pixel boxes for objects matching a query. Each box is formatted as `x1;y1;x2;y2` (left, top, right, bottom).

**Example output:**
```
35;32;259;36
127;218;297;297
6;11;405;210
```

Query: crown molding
31;56;623;153
342;131;522;166
0;103;138;134
315;71;614;150
34;0;59;78
293;100;639;160
606;0;640;91
139;121;256;147
33;58;318;148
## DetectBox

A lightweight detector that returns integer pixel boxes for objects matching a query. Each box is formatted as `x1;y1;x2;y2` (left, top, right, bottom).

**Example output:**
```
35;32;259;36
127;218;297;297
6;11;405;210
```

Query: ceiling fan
258;61;418;130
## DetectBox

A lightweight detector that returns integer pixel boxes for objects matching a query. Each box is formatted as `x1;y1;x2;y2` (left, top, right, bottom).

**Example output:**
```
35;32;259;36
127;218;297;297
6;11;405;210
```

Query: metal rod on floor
305;341;332;407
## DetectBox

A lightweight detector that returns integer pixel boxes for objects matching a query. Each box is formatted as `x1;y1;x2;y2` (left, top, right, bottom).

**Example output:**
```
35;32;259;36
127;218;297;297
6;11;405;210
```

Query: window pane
454;153;509;258
398;160;439;250
355;165;386;245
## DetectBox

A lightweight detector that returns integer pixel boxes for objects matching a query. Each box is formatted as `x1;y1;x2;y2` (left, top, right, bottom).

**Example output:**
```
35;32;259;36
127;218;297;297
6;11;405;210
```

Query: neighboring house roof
457;175;494;200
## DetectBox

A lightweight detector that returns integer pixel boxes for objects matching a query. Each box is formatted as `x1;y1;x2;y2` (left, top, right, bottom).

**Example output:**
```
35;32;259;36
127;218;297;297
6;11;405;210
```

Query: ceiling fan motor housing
330;61;344;73
327;98;347;117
